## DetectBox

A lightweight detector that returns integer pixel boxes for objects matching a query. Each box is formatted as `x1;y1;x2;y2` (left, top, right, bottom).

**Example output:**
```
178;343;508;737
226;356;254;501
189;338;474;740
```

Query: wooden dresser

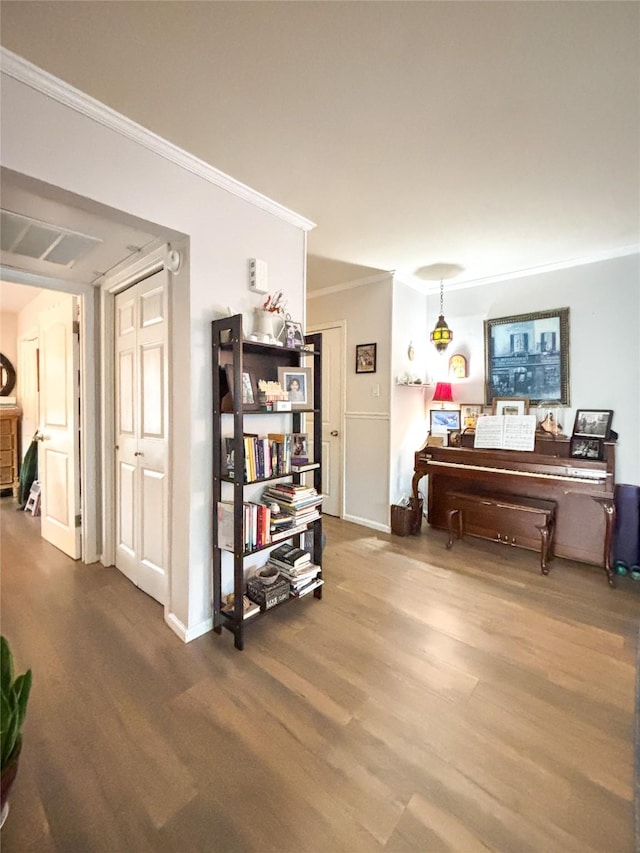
0;407;21;497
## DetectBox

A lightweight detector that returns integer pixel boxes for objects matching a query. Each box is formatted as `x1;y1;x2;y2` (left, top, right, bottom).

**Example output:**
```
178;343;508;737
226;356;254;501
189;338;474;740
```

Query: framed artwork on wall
484;308;570;406
355;343;377;374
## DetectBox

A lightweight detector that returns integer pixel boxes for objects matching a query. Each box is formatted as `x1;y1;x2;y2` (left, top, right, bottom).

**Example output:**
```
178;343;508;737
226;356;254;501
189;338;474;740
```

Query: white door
38;296;81;558
115;270;168;605
309;323;344;517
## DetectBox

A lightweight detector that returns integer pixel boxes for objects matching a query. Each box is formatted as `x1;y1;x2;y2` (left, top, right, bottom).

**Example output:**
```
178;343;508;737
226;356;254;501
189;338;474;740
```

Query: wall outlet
249;258;269;294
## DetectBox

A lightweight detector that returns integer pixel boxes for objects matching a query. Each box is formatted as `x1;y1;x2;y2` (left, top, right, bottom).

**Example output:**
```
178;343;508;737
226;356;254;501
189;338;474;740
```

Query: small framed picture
224;365;260;411
430;409;461;431
459;403;483;431
493;397;529;416
283;319;305;349
572;409;613;439
356;343;377;374
277;366;312;410
570;436;604;461
448;429;462;447
292;432;308;461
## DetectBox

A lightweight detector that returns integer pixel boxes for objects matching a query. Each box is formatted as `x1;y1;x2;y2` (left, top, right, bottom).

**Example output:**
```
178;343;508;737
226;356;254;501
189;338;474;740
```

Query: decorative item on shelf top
253;306;285;344
430;279;453;353
283;316;305;349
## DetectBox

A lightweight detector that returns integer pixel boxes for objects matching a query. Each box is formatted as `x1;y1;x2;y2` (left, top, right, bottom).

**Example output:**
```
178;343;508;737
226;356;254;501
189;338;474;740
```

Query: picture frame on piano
460;403;483;431
570;436;604;461
430;409;461;431
493;397;529;416
484;308;570;406
572;409;613;440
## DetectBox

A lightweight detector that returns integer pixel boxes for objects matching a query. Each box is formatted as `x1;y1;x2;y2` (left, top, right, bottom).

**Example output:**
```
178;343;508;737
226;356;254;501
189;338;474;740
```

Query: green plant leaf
0;636;14;694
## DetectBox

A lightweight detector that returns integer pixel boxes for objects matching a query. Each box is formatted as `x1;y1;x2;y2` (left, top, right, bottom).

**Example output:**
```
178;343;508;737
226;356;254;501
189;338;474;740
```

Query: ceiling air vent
1;210;103;267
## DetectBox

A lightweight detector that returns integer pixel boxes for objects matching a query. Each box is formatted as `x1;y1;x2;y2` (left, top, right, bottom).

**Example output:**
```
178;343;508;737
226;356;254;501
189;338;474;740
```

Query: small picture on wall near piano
570;436;604;461
572;409;613;440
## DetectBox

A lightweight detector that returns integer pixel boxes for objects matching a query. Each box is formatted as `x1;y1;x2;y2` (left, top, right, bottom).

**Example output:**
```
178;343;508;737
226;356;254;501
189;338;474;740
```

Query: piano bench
444;490;557;574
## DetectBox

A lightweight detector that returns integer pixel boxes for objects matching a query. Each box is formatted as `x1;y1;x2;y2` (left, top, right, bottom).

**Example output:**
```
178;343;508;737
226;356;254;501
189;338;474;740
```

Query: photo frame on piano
570;436;604;461
572;409;613;440
430;409;461;431
493;397;529;416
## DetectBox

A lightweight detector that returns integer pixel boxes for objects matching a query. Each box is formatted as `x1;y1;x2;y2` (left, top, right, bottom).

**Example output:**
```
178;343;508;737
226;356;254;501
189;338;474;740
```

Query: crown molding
417;244;640;294
307;270;393;300
0;48;315;233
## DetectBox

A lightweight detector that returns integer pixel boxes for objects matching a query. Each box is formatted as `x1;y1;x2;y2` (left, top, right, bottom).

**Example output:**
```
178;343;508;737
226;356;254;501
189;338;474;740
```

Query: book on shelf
474;415;537;452
291;578;324;598
217;501;235;550
223;437;235;478
267;560;320;580
269;542;310;567
291;460;317;471
269;521;315;543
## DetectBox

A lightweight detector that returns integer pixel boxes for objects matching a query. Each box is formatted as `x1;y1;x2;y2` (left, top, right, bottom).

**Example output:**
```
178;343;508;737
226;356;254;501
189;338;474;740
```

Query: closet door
115;270;168;604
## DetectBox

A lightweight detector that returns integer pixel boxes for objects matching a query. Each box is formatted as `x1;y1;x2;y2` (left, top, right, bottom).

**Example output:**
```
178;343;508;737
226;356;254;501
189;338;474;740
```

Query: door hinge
75;514;82;528
73;320;80;337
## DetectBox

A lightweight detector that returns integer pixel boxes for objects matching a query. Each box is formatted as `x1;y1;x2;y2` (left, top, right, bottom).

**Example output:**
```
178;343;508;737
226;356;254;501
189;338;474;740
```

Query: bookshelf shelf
212;313;323;650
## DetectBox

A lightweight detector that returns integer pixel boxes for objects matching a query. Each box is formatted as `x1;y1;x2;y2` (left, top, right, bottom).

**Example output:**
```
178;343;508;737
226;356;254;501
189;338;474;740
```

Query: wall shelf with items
212;313;323;650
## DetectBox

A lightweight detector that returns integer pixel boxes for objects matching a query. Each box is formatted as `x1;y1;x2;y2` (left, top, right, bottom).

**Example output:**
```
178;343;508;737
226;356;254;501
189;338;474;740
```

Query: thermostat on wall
249;258;269;294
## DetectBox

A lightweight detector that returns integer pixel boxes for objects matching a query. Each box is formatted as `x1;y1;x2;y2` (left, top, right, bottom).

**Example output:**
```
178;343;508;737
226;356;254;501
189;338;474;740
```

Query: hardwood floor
1;496;638;852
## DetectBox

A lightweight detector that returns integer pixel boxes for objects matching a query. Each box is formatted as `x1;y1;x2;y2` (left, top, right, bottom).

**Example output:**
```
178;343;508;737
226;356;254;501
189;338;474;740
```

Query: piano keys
412;434;616;585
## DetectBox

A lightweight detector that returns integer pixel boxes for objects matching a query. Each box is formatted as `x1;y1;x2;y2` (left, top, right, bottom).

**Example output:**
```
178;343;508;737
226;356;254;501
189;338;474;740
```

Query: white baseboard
165;612;213;643
342;513;390;534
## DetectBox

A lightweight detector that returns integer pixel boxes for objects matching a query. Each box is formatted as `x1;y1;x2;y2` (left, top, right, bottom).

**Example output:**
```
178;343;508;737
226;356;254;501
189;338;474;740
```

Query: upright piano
412;435;616;584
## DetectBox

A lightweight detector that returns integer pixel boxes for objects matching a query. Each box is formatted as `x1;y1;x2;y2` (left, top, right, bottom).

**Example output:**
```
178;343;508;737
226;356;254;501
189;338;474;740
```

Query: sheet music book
474;415;537;452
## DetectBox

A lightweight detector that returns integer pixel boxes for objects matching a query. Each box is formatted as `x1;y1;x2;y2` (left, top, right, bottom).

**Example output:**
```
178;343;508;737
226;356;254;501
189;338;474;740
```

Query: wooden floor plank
1;499;638;851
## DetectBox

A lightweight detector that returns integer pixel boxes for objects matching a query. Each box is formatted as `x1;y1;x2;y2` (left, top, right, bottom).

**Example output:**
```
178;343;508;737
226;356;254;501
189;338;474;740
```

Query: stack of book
266;542;324;598
262;482;322;525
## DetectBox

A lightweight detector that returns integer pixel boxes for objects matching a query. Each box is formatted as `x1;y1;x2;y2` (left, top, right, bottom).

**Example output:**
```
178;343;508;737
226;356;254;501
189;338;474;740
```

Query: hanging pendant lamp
430;279;453;353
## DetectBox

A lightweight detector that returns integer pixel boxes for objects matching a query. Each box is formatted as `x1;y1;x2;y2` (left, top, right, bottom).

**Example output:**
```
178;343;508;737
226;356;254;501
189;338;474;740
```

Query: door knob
134;451;144;457
330;430;339;436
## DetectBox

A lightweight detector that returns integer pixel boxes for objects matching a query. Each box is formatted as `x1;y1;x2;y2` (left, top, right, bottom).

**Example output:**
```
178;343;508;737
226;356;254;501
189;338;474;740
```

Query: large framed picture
277;366;312;410
355;343;377;374
572;409;613;439
484;308;570;406
429;409;461;431
224;365;260;411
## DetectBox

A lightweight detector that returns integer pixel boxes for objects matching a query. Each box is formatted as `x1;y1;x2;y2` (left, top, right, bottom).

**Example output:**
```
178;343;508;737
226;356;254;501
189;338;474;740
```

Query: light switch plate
249;258;269;294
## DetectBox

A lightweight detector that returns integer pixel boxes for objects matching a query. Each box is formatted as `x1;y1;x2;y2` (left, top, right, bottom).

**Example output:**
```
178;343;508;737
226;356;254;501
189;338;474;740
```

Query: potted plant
1;636;32;827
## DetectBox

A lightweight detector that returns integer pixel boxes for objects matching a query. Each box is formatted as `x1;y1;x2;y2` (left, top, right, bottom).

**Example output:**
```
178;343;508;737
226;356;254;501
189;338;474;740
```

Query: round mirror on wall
0;354;16;396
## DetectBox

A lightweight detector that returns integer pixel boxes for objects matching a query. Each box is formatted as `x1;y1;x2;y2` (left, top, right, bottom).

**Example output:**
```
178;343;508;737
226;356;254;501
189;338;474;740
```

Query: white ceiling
0;1;638;291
